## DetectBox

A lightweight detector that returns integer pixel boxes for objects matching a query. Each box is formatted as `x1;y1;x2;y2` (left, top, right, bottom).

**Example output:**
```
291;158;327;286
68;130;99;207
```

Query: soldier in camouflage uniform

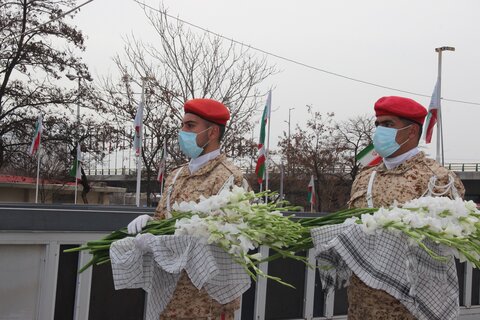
347;96;465;320
128;99;247;320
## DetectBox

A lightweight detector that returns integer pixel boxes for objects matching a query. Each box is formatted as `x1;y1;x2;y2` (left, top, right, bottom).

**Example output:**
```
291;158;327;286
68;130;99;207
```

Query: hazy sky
74;0;480;162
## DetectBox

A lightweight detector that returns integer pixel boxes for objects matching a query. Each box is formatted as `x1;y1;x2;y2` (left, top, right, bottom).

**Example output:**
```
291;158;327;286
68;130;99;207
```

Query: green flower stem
65;191;480;287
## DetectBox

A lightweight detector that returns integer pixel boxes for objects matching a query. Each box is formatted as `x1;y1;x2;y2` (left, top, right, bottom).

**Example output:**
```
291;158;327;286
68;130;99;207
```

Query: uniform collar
383;147;420;170
188;149;221;174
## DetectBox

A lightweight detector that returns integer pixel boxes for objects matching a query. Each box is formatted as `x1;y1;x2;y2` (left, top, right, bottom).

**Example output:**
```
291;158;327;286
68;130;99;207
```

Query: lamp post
434;46;455;165
66;74;91;204
66;74;82;134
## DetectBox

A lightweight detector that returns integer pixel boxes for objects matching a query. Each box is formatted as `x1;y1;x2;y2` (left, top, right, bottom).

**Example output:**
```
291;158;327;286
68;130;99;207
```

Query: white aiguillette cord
366;170;377;208
422;174;460;198
166;167;184;217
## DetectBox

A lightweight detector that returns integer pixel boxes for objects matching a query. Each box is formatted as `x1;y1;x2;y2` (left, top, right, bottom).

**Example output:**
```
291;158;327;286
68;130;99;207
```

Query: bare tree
0;0;94;168
278;107;349;211
0;0;122;199
335;114;375;181
100;6;276;205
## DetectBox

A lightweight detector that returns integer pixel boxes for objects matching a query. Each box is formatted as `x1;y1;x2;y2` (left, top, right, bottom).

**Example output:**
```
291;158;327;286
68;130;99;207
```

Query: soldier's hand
127;214;153;234
134;233;154;253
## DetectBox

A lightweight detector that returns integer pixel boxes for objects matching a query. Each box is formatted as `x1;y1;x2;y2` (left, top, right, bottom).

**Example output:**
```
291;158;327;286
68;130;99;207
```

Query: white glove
135;233;154;253
127;214;153;235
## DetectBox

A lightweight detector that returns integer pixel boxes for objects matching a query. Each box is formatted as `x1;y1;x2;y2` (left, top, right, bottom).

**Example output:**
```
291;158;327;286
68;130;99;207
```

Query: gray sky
74;0;480;162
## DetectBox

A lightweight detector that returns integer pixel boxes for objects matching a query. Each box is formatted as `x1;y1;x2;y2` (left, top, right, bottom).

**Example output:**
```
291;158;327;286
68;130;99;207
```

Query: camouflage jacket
349;151;465;209
347;151;465;319
154;153;246;318
155;154;246;219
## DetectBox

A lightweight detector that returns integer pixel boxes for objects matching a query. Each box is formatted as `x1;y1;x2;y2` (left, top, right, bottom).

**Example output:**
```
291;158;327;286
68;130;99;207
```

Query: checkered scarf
311;224;459;320
110;234;251;320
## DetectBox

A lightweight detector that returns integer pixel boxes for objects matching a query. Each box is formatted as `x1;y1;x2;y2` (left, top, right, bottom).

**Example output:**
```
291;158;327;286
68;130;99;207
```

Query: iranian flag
29;114;43;156
133;100;144;157
255;90;271;184
307;175;316;207
69;143;82;181
356;143;382;166
422;80;440;144
157;142;167;184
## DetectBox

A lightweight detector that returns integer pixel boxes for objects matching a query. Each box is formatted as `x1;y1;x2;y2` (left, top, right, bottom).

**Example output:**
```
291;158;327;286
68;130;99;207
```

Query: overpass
86;163;480;199
446;164;480;202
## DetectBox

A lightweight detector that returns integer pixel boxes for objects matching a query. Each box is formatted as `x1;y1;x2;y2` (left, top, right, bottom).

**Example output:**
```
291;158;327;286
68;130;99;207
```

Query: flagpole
35;144;41;203
264;91;272;202
279;161;284;202
435;49;443;165
160;176;164;196
75;143;79;204
434;46;455;166
74;174;78;204
160;141;166;196
135;81;145;208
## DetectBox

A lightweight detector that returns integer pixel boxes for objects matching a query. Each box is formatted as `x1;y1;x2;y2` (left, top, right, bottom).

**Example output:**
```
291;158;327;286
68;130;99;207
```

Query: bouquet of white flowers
66;187;308;284
343;196;480;267
66;187;480;284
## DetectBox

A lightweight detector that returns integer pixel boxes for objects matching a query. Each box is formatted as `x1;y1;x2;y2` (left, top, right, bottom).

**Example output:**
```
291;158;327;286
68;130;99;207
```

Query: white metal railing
251;245;480;320
447;163;480;172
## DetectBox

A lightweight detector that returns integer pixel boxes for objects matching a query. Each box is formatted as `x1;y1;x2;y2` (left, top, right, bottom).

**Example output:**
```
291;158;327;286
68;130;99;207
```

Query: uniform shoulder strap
366;170;377;208
166;167;184;216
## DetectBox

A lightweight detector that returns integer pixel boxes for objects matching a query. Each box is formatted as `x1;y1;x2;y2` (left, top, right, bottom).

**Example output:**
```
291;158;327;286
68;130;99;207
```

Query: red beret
374;96;428;125
184;99;230;125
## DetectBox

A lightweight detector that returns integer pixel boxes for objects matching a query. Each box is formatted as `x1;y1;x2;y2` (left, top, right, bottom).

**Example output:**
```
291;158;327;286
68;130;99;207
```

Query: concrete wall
0;188;29;203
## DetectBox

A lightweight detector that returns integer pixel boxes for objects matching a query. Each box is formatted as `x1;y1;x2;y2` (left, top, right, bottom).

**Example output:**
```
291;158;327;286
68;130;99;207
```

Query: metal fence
447;163;480;172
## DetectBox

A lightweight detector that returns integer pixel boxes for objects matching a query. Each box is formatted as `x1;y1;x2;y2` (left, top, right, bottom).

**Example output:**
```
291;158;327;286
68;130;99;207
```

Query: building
0;175;126;205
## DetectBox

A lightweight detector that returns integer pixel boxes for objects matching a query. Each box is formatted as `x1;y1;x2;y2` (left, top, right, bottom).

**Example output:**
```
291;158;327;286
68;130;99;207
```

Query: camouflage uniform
347;151;465;319
155;153;245;320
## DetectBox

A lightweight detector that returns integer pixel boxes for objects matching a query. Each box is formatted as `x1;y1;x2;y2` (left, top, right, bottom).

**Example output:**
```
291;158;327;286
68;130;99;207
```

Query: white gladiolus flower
423;217;443;232
360;214;378;234
249;253;263;261
402;212;426;229
228;244;243;256
443;224;464;238
269;211;283;217
171;189;480;280
344;217;359;225
219;223;241;235
465;200;478;212
238;234;255;252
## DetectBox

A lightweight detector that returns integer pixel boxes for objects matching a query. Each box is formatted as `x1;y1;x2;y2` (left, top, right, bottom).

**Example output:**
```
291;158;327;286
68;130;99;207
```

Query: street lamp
283;107;295;174
283;107;295;143
434;46;455;165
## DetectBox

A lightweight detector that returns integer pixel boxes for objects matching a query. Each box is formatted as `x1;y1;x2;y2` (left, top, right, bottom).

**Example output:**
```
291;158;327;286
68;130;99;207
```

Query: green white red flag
255;90;271;184
307;175;316;207
133;100;144;157
69;143;82;181
356;143;382;166
29;114;43;156
422;80;440;144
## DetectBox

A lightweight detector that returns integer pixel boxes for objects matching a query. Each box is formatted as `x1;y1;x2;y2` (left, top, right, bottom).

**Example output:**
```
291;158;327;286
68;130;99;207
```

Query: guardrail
85;163;480;178
85;168;137;176
447;163;480;172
